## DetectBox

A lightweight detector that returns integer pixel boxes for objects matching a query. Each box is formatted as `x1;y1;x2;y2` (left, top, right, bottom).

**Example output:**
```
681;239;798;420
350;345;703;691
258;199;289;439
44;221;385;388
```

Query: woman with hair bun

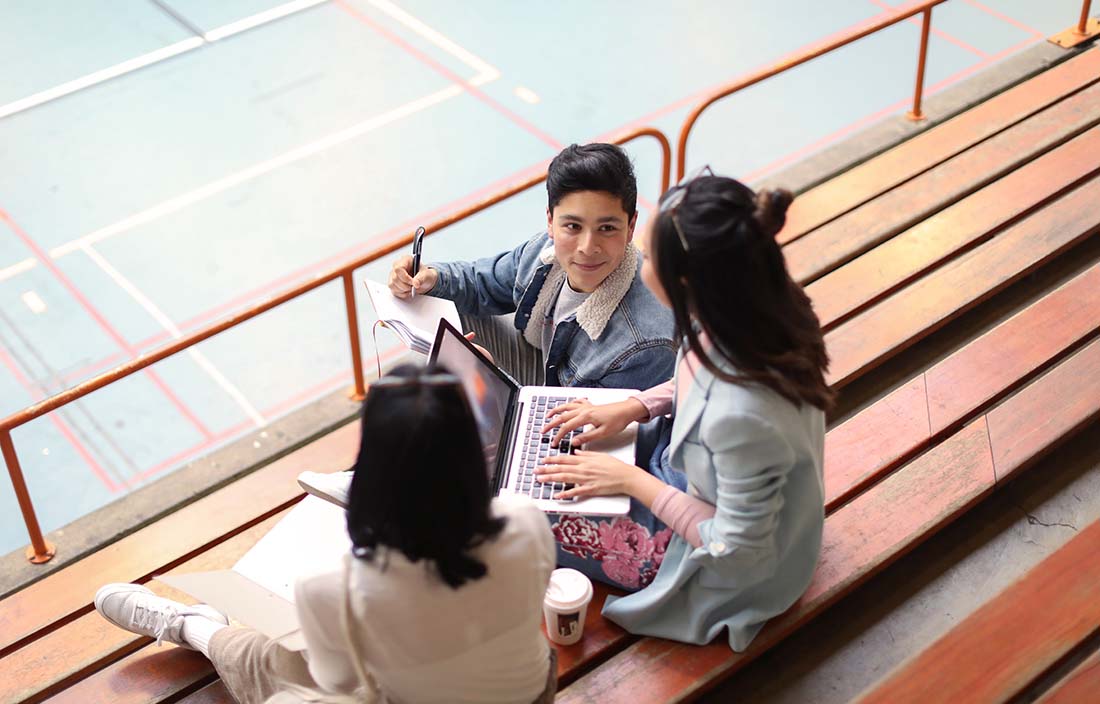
540;170;831;651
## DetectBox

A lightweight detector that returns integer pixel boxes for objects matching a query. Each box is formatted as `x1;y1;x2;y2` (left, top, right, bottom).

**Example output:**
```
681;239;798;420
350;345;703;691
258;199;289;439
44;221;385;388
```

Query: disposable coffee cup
543;568;594;646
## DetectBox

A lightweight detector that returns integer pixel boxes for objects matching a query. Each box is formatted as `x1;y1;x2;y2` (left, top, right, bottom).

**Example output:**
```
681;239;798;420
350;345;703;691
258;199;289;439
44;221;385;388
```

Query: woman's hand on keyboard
537;450;665;505
542;398;649;448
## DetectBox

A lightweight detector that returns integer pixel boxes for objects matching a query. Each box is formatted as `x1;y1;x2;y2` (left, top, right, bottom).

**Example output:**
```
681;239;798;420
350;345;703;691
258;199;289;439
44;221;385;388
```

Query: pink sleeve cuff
650;485;716;549
632;380;675;420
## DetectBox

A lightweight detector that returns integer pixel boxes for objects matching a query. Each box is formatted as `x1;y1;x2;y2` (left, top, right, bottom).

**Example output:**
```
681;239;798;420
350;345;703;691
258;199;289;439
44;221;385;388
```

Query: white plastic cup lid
544;568;593;611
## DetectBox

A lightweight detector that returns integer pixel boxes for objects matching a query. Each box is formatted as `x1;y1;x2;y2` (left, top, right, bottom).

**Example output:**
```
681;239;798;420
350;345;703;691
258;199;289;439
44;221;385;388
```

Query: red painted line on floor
742;34;1040;184
52;157;553;386
0;343;120;492
144;160;553;344
131;420;250;485
963;0;1045;38
0;209;215;441
742;98;913;184
60;349;133;386
133;345;407;484
868;0;989;58
333;0;563;151
924;34;1040;92
595;1;922;141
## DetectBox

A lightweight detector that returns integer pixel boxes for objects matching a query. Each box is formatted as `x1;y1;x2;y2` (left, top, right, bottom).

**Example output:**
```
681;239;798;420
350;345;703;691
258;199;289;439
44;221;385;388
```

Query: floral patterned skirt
547;417;686;592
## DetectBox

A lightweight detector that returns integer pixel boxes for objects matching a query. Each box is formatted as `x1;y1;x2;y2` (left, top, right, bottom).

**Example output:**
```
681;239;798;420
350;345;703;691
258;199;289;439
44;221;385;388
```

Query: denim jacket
428;232;676;389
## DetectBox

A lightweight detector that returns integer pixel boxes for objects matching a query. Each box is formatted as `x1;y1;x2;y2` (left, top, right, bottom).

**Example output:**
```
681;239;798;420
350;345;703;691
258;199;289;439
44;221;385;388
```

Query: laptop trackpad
581;422;638;460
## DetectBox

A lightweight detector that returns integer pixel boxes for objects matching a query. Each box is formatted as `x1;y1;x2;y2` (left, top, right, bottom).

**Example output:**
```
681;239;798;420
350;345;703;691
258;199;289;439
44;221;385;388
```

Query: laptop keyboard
513;395;578;501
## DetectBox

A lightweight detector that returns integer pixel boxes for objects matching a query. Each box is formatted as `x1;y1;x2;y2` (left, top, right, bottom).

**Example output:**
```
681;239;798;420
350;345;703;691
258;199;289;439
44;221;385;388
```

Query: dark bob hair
547;142;638;219
346;363;505;588
652;175;834;411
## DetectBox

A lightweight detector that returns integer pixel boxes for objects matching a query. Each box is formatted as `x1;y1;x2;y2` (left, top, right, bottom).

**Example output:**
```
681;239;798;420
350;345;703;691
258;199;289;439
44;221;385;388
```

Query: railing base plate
1049;18;1100;48
26;540;56;564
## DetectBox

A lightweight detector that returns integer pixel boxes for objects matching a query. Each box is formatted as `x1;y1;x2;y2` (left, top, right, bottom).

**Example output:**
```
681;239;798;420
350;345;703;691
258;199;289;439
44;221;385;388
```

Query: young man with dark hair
298;144;676;509
389;143;676;389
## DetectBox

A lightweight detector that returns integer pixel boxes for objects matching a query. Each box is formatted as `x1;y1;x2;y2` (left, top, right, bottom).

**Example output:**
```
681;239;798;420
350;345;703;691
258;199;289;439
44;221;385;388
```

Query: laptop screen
429;321;517;480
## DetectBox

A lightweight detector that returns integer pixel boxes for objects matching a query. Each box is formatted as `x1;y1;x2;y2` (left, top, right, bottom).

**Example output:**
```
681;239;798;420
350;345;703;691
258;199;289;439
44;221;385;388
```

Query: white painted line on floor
514;86;540;104
80;243;268;427
0;0;335;120
204;0;330;42
51;84;463;257
0;38;205;120
365;0;500;85
0;258;36;284
20;291;47;314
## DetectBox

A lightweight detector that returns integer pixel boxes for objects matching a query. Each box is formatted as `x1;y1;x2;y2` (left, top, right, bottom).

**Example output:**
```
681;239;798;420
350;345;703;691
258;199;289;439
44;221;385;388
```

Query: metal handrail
1;126;671;563
676;0;948;180
1077;0;1094;35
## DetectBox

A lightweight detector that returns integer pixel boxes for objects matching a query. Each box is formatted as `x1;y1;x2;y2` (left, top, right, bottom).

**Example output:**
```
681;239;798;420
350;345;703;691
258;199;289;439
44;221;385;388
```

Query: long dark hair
653;175;834;410
345;364;505;588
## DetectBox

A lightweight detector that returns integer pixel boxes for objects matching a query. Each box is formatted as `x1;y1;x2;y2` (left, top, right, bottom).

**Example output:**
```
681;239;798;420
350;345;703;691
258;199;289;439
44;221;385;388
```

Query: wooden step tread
825;174;1100;388
176;681;231;704
785;82;1100;286
855;517;1100;704
824;263;1100;509
1036;649;1100;704
780;48;1100;244
0;512;287;704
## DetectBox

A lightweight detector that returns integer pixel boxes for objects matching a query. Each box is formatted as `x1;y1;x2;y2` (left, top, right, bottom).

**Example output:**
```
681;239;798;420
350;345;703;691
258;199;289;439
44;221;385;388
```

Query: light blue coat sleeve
690;413;797;587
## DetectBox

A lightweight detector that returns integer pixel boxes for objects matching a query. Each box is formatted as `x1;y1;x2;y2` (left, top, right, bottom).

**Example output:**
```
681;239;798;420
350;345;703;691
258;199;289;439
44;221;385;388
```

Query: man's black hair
346;363;505;589
547;143;638;218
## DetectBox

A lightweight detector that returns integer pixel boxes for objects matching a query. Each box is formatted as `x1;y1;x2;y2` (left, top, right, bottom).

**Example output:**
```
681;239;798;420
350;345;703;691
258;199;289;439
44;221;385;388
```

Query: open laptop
429;319;634;516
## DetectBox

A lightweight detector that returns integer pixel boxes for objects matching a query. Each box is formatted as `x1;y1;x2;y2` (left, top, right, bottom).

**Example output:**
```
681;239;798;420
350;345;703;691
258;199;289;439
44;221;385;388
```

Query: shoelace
132;602;186;646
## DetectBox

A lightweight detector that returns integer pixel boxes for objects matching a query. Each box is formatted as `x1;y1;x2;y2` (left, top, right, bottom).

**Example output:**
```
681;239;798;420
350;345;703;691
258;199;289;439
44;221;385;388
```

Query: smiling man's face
547;190;637;293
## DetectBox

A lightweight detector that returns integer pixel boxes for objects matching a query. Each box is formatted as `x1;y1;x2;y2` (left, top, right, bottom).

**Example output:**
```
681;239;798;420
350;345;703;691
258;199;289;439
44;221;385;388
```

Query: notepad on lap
362;278;462;354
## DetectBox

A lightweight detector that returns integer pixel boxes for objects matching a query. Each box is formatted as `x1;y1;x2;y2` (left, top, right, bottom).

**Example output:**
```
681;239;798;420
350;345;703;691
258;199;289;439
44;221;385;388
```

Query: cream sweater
294;498;555;704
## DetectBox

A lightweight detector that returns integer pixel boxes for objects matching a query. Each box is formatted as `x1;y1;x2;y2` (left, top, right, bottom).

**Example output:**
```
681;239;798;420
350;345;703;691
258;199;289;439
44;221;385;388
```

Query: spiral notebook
362;278;462;354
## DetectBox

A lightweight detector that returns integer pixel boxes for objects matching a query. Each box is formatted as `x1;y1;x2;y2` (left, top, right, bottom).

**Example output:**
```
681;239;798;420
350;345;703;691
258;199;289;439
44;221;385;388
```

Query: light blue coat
603;357;826;651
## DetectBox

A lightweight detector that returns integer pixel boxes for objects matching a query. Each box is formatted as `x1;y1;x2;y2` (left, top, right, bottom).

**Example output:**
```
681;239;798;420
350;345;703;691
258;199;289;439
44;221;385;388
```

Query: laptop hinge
494;399;523;494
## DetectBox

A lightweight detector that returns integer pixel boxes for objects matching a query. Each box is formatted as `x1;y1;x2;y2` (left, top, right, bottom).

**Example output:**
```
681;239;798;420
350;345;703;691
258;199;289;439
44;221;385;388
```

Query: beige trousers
208;626;558;704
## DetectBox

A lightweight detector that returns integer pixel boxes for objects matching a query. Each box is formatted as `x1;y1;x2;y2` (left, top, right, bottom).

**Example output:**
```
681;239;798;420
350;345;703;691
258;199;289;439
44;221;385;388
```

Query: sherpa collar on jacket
521;243;639;347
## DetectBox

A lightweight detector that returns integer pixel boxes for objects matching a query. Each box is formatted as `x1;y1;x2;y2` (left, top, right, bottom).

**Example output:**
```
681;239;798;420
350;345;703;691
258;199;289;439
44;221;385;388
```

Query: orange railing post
342;271;367;401
676;0;947;179
1051;0;1098;47
907;8;933;121
1;430;56;564
1079;0;1094;34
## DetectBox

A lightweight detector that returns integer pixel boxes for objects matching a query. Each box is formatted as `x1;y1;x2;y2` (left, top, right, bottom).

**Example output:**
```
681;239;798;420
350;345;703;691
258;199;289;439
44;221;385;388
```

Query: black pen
410;226;425;297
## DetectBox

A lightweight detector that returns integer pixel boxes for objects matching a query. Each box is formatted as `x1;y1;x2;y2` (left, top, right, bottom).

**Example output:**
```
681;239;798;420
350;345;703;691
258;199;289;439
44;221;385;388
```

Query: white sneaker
94;583;228;648
297;470;353;508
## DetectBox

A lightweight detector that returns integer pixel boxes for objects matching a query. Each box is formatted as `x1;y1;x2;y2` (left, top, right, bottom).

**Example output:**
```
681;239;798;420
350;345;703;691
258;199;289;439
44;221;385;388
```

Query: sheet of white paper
232;495;352;602
157;570;305;649
154;496;349;652
363;278;462;350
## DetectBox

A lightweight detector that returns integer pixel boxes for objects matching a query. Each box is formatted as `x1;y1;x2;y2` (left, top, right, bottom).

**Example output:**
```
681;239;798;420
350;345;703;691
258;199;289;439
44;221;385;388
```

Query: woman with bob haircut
539;171;832;651
95;364;557;704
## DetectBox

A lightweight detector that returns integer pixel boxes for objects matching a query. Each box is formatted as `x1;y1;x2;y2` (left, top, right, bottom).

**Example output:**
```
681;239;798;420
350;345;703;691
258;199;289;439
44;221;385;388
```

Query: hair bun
754;188;794;237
